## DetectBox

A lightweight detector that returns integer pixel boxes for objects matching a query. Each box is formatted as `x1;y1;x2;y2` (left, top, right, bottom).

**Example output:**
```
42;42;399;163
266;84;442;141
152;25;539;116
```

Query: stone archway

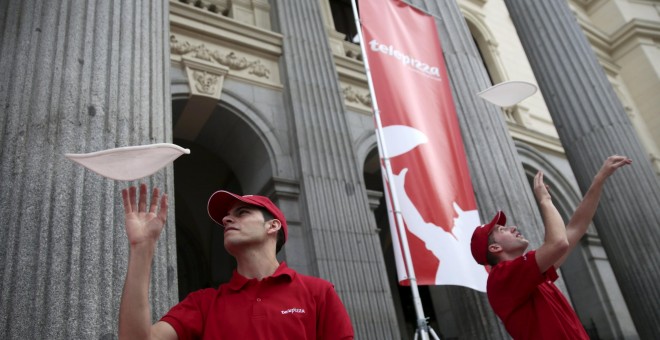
171;95;276;298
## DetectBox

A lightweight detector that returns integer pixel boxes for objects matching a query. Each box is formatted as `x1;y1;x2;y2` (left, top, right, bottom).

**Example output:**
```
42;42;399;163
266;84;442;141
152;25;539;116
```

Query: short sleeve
160;289;214;340
316;285;354;340
487;251;556;316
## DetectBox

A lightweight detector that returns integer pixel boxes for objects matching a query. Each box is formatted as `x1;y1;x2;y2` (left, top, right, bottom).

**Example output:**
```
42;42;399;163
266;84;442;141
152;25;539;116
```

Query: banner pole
349;1;435;339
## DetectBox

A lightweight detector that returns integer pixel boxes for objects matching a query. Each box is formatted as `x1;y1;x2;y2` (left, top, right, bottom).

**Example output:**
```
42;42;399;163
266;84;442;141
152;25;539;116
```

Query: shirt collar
227;261;295;291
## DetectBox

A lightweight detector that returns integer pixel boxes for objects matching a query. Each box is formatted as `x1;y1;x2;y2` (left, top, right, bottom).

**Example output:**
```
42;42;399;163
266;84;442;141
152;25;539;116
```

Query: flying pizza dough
65;143;190;181
477;80;538;107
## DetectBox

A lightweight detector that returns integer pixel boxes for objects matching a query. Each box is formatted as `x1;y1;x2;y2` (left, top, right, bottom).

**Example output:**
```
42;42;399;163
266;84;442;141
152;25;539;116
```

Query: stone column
504;1;660;338
271;0;400;337
0;1;176;339
407;0;551;338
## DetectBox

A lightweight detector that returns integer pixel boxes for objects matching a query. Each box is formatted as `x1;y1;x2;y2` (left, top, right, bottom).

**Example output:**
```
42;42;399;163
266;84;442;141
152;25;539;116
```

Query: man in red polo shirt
470;155;631;339
118;185;354;339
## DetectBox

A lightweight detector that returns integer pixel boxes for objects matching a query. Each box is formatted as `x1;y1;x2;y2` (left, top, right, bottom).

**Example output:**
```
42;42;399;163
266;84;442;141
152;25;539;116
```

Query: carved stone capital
182;56;229;99
342;85;372;107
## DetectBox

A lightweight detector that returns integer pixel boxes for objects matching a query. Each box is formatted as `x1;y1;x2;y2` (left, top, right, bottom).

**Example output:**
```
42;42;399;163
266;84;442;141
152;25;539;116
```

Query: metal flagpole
349;1;439;339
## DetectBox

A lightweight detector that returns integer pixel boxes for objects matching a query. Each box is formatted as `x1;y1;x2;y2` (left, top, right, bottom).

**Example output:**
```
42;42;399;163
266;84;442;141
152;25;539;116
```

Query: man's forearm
119;242;157;340
539;200;567;245
567;175;605;233
555;174;607;267
535;199;569;272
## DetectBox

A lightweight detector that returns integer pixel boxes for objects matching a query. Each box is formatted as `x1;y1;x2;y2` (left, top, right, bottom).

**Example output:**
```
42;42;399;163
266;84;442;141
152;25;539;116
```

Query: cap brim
489;211;507;231
207;191;256;225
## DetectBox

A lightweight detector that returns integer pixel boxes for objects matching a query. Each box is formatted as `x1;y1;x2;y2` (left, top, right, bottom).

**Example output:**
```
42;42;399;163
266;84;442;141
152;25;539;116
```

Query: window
329;0;358;43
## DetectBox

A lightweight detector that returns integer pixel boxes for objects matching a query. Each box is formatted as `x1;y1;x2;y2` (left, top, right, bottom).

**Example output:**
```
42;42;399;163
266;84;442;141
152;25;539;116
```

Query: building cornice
170;1;282;55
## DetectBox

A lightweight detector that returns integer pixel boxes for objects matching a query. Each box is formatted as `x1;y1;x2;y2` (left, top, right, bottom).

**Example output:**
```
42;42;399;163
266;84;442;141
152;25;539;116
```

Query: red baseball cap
470;211;506;265
207;190;288;242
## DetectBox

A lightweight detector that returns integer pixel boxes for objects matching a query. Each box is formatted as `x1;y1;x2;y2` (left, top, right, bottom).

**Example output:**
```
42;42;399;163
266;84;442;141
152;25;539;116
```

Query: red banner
360;0;487;291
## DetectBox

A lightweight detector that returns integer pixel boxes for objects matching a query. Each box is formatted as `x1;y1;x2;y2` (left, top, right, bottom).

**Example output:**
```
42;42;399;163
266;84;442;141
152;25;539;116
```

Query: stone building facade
1;0;658;339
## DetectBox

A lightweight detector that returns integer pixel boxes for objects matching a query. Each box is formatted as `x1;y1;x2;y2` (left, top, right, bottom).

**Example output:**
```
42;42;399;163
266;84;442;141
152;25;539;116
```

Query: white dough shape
65;143;190;181
477;80;538;107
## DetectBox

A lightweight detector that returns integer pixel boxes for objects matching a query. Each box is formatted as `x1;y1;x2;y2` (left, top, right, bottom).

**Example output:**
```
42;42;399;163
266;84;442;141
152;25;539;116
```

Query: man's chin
224;239;242;254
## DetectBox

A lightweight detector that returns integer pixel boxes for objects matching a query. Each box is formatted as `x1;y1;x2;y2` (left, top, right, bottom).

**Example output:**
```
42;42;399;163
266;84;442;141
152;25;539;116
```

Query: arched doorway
171;96;275;298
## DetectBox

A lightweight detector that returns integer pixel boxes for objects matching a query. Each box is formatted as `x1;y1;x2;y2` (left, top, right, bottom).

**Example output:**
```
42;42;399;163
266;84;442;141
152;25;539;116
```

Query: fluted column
406;0;551;338
271;0;400;337
504;1;660;339
0;1;176;339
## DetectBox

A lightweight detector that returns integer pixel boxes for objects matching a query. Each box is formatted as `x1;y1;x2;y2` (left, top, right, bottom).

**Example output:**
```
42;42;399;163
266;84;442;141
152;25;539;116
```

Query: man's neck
234;248;280;280
497;248;526;264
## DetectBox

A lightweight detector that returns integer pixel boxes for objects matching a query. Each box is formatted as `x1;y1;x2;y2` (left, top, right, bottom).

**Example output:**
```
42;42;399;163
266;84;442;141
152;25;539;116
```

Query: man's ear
488;243;502;254
266;219;282;235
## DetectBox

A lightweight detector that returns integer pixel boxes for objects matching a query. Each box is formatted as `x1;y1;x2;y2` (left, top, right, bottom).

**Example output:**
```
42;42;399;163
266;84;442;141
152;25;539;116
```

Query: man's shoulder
289;271;337;297
492;251;536;271
488;252;536;283
294;271;334;287
187;287;220;299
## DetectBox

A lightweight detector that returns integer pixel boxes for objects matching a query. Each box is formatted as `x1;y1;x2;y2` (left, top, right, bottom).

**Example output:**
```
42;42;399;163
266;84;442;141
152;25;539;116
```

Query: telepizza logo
369;39;441;79
281;308;306;315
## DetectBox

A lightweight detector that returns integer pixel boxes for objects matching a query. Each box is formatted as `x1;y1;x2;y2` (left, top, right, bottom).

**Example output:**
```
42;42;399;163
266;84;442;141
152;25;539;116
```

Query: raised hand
121;183;168;246
533;171;552;204
596;155;632;180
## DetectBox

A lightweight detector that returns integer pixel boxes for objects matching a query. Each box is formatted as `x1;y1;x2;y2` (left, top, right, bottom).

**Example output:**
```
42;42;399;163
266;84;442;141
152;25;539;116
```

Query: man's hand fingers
603;155;632;174
158;194;169;223
150;188;160;214
129;186;137;212
122;188;132;214
534;171;542;187
138;183;148;212
614;157;632;168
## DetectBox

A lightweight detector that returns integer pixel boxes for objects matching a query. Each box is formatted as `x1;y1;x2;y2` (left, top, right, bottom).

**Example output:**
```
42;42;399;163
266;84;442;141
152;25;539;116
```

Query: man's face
221;202;271;253
490;224;529;254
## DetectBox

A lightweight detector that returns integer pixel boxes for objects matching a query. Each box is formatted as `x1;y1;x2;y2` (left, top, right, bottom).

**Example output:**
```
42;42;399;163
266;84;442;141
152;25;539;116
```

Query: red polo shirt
160;262;354;339
487;250;589;340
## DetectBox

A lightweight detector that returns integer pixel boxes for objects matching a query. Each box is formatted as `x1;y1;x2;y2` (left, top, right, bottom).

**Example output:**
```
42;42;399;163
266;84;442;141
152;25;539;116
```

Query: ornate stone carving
193;70;220;95
248;60;270;78
211;51;250;70
182;56;229;99
170;35;271;79
343;86;372;107
170;35;196;54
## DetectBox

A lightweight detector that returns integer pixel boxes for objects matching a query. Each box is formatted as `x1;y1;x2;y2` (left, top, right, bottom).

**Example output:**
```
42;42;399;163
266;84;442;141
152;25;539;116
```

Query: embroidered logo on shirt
281;308;306;315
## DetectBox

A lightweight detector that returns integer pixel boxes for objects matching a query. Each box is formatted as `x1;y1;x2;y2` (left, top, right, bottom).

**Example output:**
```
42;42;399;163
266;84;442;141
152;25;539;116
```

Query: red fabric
487;251;589;340
360;0;479;286
161;262;353;340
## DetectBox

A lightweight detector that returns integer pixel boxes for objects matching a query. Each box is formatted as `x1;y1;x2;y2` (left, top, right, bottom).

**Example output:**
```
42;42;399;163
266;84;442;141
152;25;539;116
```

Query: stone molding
170;33;281;90
174;0;272;30
172;35;270;78
182;56;229;99
170;0;282;90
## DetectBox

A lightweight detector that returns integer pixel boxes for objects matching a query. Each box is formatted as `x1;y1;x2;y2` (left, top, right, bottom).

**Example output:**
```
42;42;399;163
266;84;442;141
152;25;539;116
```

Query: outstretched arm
533;171;569;273
554;155;632;268
118;184;177;340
